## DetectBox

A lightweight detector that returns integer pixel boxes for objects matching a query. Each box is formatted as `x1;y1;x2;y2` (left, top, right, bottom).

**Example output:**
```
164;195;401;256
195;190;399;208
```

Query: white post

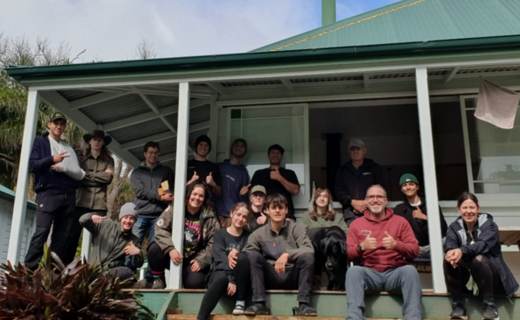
169;82;190;289
415;67;447;293
80;231;91;260
7;89;40;264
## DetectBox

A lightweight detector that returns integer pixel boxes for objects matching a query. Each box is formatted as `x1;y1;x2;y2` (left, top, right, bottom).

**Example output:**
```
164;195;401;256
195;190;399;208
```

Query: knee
346;265;365;279
246;250;264;263
296;252;314;266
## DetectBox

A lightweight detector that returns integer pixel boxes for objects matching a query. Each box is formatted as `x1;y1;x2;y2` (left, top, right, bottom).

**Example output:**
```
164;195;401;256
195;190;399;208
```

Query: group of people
24;113;518;320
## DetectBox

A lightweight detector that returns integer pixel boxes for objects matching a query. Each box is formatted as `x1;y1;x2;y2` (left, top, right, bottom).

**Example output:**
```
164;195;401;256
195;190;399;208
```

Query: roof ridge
263;0;425;52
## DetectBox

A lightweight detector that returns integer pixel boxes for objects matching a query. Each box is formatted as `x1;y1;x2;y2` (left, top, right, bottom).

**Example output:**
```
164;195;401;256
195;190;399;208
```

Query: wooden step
168;316;401;320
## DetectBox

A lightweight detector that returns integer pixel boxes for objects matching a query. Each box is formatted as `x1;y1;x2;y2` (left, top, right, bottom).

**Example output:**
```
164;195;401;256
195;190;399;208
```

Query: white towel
474;80;520;129
48;135;85;181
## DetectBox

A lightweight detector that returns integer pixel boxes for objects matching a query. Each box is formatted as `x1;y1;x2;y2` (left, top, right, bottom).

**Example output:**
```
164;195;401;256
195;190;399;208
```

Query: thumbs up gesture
187;171;200;185
206;171;215;187
360;230;377;251
382;231;397;250
239;184;251;196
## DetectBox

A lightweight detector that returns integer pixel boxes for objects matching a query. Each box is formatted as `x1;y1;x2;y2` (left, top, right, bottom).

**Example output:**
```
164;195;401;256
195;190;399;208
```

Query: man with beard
345;185;421;320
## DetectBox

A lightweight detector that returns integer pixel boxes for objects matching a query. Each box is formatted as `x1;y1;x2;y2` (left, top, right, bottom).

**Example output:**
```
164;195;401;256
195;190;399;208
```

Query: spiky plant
0;252;155;320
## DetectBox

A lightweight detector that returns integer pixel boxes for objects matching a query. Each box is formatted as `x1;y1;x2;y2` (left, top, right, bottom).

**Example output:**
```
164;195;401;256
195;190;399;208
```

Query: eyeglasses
366;194;386;200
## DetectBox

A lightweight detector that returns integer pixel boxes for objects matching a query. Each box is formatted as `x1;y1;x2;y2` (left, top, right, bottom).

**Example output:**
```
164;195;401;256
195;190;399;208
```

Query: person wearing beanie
79;202;143;282
393;173;448;260
187;134;222;204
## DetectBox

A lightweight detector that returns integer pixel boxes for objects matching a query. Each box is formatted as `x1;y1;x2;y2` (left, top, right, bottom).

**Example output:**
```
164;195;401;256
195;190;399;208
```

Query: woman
197;202;251;319
147;183;219;289
301;188;347;231
247;185;268;232
72;130;114;262
444;192;518;320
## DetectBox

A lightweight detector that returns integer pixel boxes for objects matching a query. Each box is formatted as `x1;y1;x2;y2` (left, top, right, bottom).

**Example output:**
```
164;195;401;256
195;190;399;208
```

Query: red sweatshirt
347;208;419;272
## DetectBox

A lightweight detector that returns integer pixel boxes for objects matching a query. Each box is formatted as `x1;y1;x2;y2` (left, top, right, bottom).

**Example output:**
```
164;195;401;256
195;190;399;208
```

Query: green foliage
0;252;155;320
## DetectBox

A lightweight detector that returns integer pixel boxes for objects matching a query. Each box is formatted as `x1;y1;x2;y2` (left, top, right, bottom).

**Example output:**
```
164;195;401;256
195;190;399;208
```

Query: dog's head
321;235;346;271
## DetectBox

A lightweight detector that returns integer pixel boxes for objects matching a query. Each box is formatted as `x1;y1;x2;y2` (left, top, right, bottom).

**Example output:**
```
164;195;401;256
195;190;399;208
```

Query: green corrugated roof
256;0;520;52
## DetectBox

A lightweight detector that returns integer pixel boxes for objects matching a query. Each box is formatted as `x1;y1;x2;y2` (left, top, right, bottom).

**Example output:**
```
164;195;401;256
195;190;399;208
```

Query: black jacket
130;163;175;216
334;158;386;209
445;213;519;297
394;198;447;247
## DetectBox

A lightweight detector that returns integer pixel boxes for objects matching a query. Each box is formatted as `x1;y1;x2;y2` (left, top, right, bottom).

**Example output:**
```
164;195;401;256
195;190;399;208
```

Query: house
5;0;520;317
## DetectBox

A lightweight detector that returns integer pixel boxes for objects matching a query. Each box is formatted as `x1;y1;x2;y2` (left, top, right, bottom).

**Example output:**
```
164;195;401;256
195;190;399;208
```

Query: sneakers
449;302;466;319
244;302;271;315
133;279;151;289
151;278;166;289
293;303;317;316
482;301;499;320
232;304;245;315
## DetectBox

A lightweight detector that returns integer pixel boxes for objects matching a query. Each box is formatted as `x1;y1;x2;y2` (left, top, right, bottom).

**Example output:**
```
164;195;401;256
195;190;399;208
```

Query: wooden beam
70;91;129;110
444;67;460;83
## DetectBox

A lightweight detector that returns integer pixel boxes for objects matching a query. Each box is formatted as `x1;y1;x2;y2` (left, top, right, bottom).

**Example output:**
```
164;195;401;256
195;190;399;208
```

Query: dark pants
197;253;250;320
444;255;504;303
67;207;106;264
25;191;76;269
147;241;208;288
108;266;137;282
247;251;314;304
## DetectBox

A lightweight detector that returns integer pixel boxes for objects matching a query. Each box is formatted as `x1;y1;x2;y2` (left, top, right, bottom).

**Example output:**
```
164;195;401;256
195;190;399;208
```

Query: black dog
308;226;347;290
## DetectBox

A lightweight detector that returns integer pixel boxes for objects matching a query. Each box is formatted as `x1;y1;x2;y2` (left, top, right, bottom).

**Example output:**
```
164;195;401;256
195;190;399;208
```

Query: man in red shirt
345;184;421;320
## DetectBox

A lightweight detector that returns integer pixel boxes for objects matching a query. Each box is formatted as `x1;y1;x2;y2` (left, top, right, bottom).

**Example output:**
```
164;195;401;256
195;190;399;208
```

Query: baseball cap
399;173;419;186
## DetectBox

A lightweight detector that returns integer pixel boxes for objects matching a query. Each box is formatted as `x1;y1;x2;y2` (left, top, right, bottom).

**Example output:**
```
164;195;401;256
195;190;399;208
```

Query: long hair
308;188;336;221
185;183;210;211
457;191;479;208
230;202;249;218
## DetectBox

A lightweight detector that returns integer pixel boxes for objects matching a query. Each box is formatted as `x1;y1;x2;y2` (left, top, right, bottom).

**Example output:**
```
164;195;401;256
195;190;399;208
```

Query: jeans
247;250;314;304
345;265;422;320
132;215;158;245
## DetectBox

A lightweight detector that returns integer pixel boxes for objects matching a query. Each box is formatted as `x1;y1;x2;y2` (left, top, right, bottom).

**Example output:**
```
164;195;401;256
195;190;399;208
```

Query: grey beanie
119;202;137;220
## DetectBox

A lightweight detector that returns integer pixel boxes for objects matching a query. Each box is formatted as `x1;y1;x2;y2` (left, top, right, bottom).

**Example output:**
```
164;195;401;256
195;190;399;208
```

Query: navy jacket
30;134;80;193
445;213;519;297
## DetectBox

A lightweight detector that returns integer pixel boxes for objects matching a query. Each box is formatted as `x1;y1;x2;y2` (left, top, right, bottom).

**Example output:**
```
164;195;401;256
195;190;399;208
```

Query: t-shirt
216;160;250;217
212;228;249;279
184;212;202;260
250;167;299;219
187;159;222;201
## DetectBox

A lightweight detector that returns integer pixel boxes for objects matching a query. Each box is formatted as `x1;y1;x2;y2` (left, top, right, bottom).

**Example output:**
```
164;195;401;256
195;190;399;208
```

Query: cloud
0;0;399;63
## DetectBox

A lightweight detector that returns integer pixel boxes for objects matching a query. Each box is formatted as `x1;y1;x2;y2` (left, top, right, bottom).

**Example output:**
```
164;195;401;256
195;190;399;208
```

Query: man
335;138;386;224
79;202;142;281
216;138;250;226
187;134;222;200
244;194;316;316
250;144;300;220
394;173;447;260
25;112;85;269
130;141;174;244
247;185;268;232
345;185;421;320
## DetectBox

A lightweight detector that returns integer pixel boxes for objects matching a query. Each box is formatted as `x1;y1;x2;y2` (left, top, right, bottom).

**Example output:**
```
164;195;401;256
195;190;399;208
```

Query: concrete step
167;316;402;320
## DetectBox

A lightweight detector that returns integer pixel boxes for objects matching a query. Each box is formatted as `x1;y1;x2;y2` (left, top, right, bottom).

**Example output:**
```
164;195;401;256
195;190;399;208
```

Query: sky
1;0;400;63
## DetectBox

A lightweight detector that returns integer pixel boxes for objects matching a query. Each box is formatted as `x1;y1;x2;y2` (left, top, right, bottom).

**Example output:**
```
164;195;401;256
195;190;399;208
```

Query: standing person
74;130;114;261
244;194;316;316
187;135;222;204
25;112;85;269
394;173;447;260
130;141;174;245
247;185;268;232
345;185;421;320
197;203;251;319
444;192;518;320
335;138;386;224
216;138;250;227
146;183;219;289
79;202;142;282
250;144;300;220
301;187;347;231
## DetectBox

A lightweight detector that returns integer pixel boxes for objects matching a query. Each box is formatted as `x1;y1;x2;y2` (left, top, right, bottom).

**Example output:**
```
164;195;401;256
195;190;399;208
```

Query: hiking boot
151;278;165;289
449;302;466;319
244;302;270;315
293;303;318;316
482;301;499;320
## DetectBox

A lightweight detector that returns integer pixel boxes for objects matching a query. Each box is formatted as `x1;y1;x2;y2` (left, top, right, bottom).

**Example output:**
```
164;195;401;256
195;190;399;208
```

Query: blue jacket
445;213;519;297
29;134;79;193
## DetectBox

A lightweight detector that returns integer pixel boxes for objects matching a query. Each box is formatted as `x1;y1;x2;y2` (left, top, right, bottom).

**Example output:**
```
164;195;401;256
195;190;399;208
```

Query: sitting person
301;187;347;231
79;202;142;282
146;183;220;289
301;187;347;290
393;173;447;260
247;185;268;232
346;185;421;320
244;194;317;316
444;192;519;320
197;203;251;319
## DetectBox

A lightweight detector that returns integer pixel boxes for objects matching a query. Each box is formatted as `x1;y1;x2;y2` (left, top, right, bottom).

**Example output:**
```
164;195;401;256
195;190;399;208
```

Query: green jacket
79;213;143;270
300;212;347;232
77;153;114;210
154;205;220;269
